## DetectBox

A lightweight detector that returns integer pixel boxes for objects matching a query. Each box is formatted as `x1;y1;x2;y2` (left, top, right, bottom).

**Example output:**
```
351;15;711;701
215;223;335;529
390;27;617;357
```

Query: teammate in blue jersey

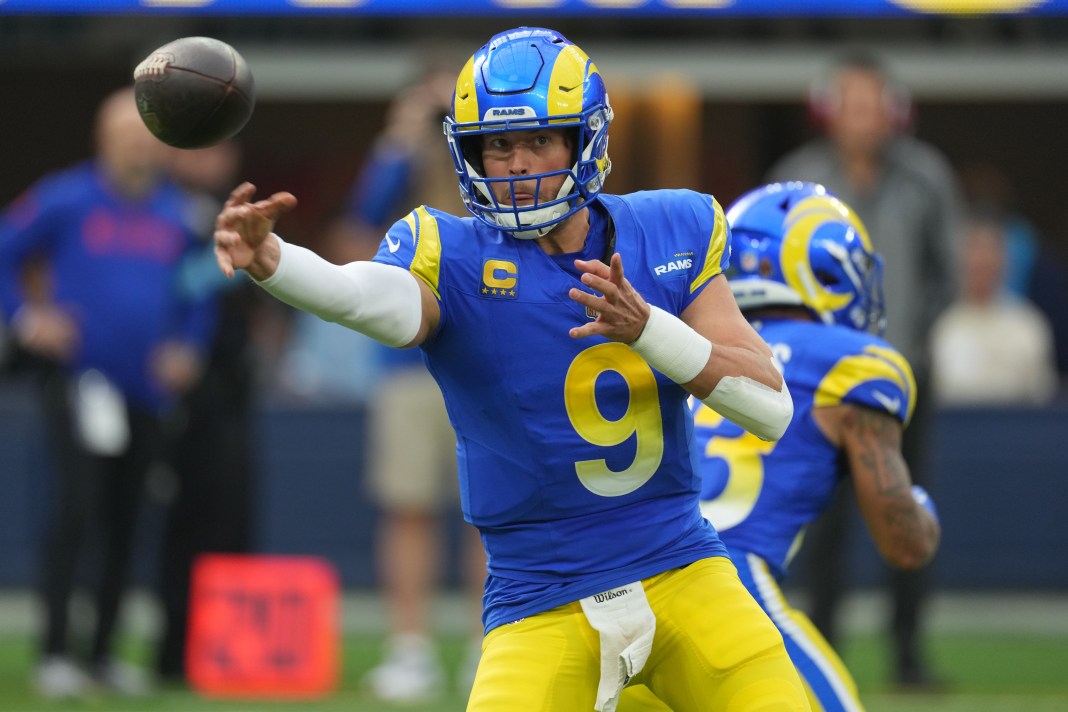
621;182;941;712
214;28;808;711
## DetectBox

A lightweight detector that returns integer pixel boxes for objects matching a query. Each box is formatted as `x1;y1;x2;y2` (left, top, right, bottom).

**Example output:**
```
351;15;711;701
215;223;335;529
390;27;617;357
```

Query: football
133;36;255;149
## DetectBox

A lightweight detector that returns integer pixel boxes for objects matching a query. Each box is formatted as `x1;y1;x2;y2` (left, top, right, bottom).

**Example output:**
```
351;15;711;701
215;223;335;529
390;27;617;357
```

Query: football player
214;27;808;712
620;181;940;712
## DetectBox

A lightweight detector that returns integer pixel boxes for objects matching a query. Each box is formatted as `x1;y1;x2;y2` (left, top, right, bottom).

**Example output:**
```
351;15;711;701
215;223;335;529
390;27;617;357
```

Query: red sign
186;554;340;698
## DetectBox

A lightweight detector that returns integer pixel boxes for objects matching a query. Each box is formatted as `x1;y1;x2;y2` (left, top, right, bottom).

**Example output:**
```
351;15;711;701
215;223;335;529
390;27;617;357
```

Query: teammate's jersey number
696;408;777;531
564;343;664;497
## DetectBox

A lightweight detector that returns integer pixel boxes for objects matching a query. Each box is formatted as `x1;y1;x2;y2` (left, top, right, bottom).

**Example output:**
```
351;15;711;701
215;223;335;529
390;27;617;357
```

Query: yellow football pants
468;556;809;711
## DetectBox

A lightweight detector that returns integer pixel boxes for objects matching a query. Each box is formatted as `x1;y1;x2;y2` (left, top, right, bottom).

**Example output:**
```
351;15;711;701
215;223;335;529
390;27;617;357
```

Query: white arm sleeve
255;236;422;348
629;305;793;442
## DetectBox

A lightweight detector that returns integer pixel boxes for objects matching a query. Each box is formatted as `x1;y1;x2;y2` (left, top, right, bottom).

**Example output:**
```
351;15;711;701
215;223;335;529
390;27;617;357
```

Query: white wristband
256;236;422;347
628;305;712;385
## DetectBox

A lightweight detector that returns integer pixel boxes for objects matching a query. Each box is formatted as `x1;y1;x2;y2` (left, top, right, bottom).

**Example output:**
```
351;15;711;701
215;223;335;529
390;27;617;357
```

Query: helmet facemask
445;28;613;238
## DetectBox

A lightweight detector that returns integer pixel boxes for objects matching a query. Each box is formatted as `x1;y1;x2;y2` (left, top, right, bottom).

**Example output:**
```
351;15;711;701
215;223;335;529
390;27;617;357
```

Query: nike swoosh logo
385;234;401;253
872;390;902;414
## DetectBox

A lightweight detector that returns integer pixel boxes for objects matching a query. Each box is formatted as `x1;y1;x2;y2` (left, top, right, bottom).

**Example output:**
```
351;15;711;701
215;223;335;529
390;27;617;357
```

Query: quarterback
214;28;806;711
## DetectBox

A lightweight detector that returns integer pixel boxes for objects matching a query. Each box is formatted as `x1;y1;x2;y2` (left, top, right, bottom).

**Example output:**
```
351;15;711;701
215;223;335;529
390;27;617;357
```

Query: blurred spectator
959;161;1068;387
154;139;261;683
766;49;962;689
930;209;1058;406
330;67;487;703
958;162;1041;298
0;86;213;698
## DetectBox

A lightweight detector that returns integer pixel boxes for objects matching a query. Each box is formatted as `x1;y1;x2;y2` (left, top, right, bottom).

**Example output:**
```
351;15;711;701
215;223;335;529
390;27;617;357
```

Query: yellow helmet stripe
547;44;592;121
831;195;874;251
401;207;443;300
690;196;728;294
453;55;479;126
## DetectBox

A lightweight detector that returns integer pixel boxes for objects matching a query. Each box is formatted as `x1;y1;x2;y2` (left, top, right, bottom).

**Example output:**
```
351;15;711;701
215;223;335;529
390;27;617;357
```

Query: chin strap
487;175;577;239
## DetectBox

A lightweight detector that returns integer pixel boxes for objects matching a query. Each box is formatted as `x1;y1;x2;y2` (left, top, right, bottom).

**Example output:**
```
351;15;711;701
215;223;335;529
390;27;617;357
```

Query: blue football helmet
726;181;886;334
445;27;613;238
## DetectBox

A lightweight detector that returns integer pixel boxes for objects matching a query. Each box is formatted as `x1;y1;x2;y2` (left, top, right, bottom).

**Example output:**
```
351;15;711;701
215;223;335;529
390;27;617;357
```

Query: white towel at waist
579;581;657;712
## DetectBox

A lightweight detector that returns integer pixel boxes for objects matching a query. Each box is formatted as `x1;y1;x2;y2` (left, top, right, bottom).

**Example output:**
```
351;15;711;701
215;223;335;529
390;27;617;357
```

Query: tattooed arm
814;404;941;570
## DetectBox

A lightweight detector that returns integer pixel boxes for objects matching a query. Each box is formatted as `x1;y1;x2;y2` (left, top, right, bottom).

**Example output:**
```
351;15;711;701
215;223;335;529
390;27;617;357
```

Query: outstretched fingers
609;252;626;285
568;286;604;314
217;184;255;232
574;258;612;297
568;253;648;343
214;244;235;278
576;254;627;302
253;191;299;221
224;182;257;210
574;257;612;280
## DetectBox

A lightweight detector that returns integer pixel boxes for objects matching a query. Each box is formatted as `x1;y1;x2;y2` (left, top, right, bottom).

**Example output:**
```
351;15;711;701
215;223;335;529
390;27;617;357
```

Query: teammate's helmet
445;27;613;238
726;181;885;334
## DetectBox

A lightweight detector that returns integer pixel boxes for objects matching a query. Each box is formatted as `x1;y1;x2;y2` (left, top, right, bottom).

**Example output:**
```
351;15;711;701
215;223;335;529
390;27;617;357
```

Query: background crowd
1;17;1067;706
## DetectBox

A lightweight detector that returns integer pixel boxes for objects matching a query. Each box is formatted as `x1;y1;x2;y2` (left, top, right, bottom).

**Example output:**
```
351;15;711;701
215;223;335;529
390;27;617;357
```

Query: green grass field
0;630;1065;712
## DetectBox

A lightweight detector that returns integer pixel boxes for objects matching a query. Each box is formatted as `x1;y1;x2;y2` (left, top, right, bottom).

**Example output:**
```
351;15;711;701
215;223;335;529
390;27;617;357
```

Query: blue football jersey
374;190;732;632
694;318;916;581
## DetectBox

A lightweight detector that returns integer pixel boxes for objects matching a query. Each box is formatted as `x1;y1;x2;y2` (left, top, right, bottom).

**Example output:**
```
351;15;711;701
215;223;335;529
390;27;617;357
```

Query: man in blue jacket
0;86;214;699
